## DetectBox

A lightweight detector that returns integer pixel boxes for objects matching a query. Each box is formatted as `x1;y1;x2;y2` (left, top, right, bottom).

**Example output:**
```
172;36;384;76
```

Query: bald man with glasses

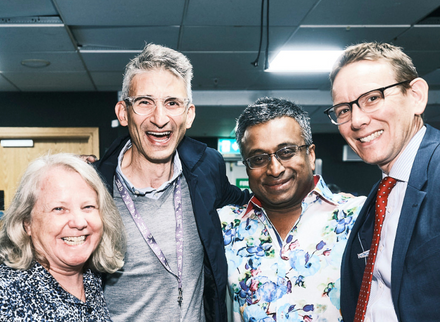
218;97;365;321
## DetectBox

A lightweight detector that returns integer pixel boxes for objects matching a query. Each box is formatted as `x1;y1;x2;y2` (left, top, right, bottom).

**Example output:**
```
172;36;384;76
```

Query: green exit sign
236;178;249;190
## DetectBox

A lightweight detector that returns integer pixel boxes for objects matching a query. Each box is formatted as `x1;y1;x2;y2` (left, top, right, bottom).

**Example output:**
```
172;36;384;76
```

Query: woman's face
25;166;103;274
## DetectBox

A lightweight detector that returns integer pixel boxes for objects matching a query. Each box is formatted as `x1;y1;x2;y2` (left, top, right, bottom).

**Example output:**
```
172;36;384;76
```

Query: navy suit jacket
96;135;250;322
341;125;440;322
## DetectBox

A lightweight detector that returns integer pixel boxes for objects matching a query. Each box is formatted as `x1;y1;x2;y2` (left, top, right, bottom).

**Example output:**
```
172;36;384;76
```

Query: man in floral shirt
218;97;366;322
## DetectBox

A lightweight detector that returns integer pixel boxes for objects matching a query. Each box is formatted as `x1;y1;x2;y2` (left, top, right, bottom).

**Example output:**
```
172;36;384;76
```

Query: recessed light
21;59;51;68
266;50;343;72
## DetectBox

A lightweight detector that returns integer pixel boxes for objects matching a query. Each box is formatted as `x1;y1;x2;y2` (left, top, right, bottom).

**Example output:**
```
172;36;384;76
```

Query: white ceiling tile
0;26;75;52
0;0;57;18
393;26;440;51
72;26;180;50
302;0;440;25
186;0;314;26
82;52;138;72
282;26;408;50
0;52;85;72
55;0;185;26
3;72;95;91
180;26;293;51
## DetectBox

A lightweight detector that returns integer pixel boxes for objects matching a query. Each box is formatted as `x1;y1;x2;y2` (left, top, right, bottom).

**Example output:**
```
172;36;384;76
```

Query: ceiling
1;0;440;137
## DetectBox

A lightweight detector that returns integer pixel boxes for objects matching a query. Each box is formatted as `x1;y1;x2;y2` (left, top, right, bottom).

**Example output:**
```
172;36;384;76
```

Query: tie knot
378;176;397;195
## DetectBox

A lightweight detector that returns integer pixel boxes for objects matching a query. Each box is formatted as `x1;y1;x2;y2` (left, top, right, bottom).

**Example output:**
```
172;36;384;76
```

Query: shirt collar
241;175;339;219
115;139;183;195
387;126;426;182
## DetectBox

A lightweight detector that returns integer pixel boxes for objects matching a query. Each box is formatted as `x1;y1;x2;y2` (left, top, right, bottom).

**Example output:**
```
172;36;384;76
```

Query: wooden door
0;127;99;210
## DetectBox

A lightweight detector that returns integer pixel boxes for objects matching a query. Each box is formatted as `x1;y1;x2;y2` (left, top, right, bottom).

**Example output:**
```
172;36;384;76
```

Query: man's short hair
235;97;313;156
330;42;418;94
121;43;193;102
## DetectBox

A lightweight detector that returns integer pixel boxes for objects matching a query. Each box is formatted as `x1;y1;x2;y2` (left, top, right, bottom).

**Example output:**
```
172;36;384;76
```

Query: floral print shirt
0;261;112;321
218;175;366;322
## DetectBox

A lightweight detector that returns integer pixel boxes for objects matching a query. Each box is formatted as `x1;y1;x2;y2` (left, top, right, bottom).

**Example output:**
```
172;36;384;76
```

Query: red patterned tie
354;176;397;322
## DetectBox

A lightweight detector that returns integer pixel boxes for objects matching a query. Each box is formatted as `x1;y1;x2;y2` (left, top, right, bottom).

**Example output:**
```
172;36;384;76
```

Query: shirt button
379;282;384;289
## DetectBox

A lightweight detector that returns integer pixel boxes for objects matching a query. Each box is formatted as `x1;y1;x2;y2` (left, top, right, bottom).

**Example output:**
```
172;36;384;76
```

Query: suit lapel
390;125;439;315
391;186;425;310
341;181;378;321
353;182;380;255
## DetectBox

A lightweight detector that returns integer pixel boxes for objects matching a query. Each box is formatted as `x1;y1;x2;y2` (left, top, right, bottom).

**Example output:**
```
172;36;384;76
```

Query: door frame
0;127;100;158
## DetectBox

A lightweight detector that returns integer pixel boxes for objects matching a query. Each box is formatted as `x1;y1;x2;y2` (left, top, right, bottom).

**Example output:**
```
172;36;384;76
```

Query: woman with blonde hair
0;153;126;320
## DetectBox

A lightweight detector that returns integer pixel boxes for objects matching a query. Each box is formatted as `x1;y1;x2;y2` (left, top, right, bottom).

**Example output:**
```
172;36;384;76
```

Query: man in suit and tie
324;42;440;322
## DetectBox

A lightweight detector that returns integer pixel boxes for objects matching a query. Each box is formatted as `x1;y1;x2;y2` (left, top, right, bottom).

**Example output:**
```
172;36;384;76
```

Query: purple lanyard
115;173;184;306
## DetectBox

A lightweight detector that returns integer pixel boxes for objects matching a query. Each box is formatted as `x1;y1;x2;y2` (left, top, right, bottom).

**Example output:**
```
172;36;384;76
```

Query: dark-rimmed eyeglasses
324;80;412;125
243;145;309;169
124;96;191;116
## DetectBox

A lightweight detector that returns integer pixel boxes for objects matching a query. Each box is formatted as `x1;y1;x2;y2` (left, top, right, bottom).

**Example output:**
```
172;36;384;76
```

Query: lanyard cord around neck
115;173;184;307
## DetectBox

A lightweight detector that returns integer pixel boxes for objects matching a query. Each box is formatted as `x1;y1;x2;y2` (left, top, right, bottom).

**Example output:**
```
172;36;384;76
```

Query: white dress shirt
364;126;426;322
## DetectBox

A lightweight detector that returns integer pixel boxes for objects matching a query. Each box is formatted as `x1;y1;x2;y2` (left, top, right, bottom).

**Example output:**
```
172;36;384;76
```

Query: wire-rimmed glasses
124;96;191;116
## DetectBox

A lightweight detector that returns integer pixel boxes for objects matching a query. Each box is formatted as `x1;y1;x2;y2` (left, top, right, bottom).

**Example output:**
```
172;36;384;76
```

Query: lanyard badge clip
178;287;183;307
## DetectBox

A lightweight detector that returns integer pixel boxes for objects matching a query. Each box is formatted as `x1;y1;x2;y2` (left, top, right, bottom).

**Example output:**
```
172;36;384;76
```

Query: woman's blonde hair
0;153;126;273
